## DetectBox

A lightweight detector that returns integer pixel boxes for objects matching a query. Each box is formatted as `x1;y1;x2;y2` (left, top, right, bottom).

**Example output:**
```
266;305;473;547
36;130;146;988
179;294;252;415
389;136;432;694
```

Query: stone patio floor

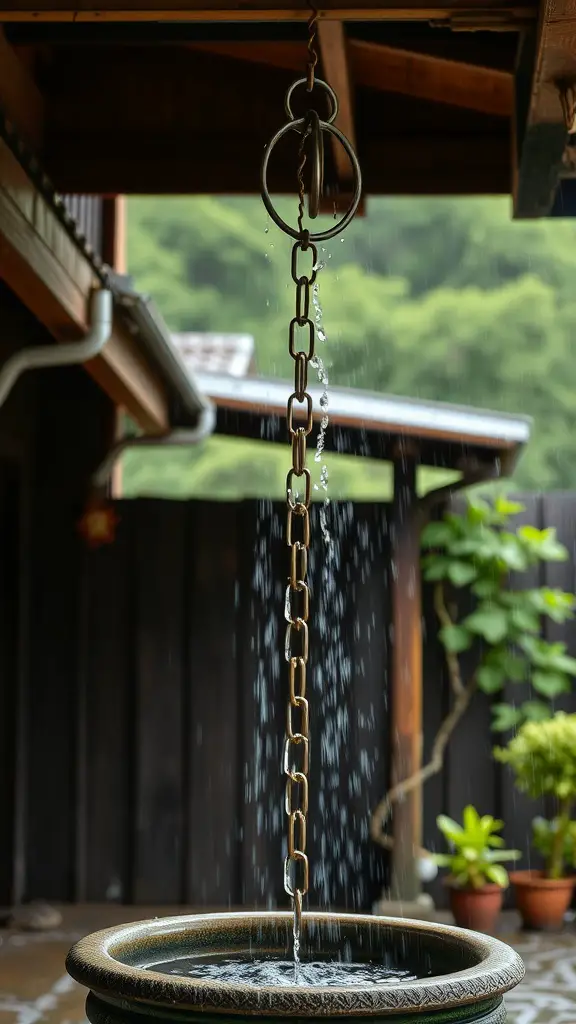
0;906;574;1024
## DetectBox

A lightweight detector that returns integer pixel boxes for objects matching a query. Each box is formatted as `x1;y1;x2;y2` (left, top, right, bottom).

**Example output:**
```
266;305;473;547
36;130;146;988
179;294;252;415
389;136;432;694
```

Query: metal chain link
282;18;319;939
283;229;318;941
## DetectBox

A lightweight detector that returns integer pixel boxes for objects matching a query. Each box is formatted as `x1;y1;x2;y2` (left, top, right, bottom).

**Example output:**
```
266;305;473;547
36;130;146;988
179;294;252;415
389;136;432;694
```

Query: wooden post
102;196;127;496
389;449;423;902
102;196;127;273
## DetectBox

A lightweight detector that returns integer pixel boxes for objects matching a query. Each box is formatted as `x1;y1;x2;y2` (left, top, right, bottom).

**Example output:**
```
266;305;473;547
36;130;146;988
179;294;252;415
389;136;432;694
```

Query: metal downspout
0;289;113;410
91;402;217;494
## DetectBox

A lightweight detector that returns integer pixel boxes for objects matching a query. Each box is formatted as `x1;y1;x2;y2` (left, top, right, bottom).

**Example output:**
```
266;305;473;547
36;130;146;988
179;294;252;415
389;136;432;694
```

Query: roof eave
110;272;213;429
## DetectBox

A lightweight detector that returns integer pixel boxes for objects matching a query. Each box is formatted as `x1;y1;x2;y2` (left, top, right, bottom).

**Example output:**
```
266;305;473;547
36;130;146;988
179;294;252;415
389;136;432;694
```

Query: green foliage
422;496;576;730
495;714;576;877
433;805;520;889
532;816;576;874
494;713;576;803
125;195;576;498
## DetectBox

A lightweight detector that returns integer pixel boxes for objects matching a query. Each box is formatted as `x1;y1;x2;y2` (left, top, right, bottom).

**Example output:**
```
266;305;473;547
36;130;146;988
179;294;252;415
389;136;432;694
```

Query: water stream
311;255;330;545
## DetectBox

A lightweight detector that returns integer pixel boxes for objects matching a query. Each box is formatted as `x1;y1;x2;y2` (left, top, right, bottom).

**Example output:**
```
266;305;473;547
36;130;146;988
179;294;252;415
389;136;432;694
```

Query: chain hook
306;0;319;93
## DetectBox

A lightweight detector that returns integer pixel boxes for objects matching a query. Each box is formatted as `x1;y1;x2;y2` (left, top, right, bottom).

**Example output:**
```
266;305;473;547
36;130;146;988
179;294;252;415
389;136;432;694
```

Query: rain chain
260;11;362;954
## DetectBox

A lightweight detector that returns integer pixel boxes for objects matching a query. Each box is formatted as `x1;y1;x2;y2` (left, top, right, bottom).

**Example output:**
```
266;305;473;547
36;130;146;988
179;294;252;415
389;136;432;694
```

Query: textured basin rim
66;911;525;1018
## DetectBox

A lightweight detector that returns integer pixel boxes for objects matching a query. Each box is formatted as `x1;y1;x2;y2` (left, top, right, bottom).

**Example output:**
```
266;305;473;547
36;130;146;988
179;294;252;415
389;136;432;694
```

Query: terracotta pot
66;911;525;1024
449;884;504;933
510;869;576;931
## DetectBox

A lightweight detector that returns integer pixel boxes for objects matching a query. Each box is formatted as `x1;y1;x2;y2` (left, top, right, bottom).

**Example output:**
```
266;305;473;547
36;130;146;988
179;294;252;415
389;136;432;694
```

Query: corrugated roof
196;371;531;450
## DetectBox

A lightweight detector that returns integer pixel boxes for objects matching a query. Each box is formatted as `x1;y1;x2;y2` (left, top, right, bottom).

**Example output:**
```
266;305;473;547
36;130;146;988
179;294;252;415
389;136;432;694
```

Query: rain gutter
91;274;216;494
110;272;212;427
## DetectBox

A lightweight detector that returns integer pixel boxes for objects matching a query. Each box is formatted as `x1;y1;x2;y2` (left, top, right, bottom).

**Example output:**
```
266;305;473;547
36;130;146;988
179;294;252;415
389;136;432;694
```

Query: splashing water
150;955;421;987
244;502;388;968
244;501;284;910
311;255;330;544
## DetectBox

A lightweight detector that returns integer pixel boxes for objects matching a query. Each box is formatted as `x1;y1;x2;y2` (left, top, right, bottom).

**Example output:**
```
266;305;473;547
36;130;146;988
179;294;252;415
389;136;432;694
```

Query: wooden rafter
0;137;169;432
0;2;536;25
0;28;44;150
351;39;513;116
187;39;513;117
514;0;576;217
317;22;356;193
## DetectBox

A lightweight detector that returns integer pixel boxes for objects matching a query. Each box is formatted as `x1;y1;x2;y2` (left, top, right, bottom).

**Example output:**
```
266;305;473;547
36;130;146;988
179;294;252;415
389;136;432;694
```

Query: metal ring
261;119;362;242
284;77;339;125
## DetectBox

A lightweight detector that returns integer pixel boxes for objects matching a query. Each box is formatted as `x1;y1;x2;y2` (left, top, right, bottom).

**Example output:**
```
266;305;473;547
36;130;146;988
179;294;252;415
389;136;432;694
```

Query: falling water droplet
310;265;331;545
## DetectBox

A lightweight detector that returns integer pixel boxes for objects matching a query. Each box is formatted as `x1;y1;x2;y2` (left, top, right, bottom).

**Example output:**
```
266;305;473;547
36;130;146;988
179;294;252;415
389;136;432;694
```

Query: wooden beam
351;39;513;116
513;2;576;218
0;28;44;151
389;451;423;903
317;22;357;191
188;39;513;116
0;2;536;25
45;133;511;195
0;138;169;432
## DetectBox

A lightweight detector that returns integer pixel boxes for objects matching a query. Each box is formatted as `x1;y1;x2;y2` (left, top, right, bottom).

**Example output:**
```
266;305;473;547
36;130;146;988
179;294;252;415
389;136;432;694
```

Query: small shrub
433;805;520;889
495;713;576;878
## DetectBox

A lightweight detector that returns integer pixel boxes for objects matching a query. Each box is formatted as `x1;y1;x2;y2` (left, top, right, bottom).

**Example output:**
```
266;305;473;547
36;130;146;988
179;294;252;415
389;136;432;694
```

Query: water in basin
147;952;425;986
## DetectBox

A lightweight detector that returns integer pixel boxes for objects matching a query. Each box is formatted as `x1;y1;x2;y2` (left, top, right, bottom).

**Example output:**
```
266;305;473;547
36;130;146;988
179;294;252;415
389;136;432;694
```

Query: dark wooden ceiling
1;0;575;216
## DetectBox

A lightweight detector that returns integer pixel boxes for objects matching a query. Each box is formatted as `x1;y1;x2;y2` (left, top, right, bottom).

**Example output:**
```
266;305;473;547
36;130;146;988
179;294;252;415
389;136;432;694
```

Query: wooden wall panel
186;501;240;906
341;503;389;909
499;494;546;873
79;508;133;903
12;488;576;909
239;499;285;908
133;500;187;904
25;368;115;902
0;463;20;906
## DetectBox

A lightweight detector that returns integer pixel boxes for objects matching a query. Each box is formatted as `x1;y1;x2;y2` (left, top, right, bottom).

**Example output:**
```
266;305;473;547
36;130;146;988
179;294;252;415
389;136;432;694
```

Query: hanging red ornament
78;499;120;549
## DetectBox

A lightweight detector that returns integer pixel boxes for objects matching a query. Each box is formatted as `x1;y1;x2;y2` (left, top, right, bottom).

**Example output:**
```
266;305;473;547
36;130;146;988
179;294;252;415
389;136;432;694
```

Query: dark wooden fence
16;493;576;909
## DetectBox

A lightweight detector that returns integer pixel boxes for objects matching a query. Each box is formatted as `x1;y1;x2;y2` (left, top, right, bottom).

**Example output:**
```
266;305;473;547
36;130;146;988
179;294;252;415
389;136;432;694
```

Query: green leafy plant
371;494;576;857
422;494;576;731
495;713;576;878
433;805;520;889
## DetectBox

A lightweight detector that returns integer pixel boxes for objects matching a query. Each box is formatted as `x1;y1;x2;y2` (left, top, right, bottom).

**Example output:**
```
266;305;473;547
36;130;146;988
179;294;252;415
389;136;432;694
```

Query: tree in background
124;196;576;499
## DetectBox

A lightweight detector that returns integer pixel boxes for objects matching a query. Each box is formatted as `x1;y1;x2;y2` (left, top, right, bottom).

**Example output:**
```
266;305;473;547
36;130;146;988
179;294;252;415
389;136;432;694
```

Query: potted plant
495;712;576;930
433;805;520;933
